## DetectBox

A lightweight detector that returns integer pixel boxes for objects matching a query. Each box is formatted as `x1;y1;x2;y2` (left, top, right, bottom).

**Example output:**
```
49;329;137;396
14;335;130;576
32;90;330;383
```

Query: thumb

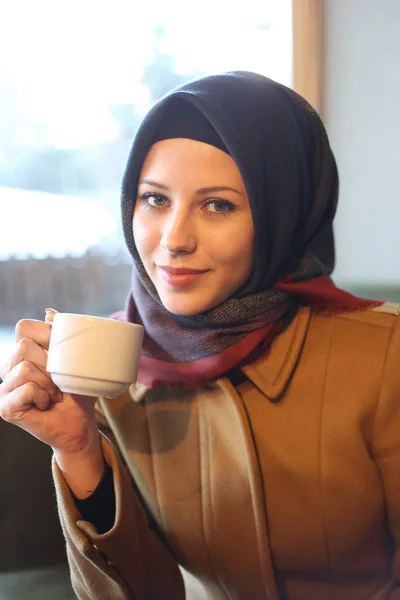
44;308;58;325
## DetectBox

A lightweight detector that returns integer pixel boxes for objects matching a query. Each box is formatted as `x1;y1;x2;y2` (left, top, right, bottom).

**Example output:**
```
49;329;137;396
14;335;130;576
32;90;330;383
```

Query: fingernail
45;309;55;323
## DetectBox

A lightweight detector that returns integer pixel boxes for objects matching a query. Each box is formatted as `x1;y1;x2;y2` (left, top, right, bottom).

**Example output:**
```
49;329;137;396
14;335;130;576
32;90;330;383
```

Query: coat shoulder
335;301;400;329
370;301;400;316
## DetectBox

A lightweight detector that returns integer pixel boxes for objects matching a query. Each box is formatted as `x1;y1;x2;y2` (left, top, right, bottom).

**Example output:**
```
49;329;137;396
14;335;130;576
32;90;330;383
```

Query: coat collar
129;306;312;404
241;306;312;402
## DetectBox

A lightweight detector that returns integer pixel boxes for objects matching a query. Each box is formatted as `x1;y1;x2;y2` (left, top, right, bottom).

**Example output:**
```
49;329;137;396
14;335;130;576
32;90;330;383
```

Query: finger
0;381;52;423
44;308;58;325
1;360;61;402
2;337;48;381
15;319;52;349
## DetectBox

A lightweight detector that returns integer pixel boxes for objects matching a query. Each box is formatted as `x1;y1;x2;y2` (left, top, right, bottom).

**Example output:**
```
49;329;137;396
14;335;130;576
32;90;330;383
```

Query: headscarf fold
117;71;382;388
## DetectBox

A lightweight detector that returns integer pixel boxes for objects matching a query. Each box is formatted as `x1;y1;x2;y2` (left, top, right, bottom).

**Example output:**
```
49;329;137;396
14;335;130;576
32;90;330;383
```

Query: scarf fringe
275;276;384;315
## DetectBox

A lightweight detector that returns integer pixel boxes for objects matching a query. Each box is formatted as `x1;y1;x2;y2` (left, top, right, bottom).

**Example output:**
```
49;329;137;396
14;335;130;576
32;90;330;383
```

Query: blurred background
0;0;398;597
0;2;292;598
0;0;292;364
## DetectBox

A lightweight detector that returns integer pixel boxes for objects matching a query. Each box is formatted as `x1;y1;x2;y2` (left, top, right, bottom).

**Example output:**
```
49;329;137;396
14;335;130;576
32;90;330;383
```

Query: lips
158;266;208;275
157;265;209;288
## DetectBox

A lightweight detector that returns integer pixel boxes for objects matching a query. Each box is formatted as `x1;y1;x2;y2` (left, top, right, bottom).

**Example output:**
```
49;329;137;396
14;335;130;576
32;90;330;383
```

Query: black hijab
121;71;337;294
118;71;379;388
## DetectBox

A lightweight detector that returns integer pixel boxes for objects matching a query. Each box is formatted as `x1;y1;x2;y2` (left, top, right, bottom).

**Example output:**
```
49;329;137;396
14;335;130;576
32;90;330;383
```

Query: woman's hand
0;310;105;498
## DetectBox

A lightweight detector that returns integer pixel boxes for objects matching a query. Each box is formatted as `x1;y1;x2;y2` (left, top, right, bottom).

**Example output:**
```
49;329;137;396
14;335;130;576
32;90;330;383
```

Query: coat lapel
241;307;311;401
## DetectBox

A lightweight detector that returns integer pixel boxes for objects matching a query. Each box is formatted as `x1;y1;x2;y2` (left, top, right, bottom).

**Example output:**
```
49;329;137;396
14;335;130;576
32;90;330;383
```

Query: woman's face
133;138;254;316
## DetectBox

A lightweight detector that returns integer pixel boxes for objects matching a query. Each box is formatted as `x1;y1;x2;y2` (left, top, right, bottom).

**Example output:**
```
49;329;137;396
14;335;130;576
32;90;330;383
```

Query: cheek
211;226;254;273
132;215;157;260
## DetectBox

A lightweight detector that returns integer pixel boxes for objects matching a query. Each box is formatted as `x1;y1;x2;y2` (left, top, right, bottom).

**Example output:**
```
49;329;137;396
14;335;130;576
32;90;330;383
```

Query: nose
160;208;196;256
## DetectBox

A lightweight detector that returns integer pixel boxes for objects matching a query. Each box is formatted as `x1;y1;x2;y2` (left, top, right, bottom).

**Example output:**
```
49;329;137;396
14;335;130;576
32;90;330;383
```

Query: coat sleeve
52;430;185;600
373;316;400;599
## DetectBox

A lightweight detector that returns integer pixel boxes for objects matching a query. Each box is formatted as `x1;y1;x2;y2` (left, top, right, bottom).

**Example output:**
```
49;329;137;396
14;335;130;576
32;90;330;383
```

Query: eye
204;198;236;215
139;192;168;208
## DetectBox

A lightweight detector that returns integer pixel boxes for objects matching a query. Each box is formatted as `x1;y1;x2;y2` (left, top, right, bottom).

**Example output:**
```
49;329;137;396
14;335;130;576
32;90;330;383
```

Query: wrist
51;416;101;456
53;430;106;500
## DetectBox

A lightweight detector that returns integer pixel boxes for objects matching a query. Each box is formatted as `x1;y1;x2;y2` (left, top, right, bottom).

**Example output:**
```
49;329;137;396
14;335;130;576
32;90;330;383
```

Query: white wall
321;0;400;290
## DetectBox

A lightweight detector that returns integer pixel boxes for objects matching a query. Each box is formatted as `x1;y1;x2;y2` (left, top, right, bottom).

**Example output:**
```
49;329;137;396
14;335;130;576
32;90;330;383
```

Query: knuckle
17;337;33;357
26;382;50;408
15;360;35;386
24;381;35;394
15;319;33;339
20;360;35;377
31;380;50;400
23;381;40;399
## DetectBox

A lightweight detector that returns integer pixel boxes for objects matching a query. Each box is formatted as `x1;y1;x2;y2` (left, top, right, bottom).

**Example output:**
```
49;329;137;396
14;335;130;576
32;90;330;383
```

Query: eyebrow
138;178;244;197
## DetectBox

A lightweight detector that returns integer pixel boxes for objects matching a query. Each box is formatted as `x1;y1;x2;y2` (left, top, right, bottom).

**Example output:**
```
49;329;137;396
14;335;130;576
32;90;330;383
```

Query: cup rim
53;313;143;329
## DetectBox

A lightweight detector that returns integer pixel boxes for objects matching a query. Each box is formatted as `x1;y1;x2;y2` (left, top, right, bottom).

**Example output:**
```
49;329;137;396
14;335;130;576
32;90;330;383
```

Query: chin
163;302;205;317
159;294;213;317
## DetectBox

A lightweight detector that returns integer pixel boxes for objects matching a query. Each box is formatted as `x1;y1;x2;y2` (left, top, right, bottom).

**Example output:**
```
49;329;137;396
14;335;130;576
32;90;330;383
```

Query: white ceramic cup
46;313;144;398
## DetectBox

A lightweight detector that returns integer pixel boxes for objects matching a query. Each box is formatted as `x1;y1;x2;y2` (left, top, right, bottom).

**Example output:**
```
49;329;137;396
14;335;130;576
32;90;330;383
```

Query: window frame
292;0;322;112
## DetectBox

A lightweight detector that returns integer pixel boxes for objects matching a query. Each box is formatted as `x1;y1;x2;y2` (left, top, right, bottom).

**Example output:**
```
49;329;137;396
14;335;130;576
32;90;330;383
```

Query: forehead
139;138;246;188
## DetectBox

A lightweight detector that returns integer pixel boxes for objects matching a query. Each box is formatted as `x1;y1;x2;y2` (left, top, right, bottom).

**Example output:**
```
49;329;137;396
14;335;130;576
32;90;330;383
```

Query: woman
0;71;399;600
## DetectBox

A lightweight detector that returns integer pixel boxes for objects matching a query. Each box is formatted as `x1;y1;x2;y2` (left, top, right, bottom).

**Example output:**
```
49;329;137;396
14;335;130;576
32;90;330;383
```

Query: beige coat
53;304;400;600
